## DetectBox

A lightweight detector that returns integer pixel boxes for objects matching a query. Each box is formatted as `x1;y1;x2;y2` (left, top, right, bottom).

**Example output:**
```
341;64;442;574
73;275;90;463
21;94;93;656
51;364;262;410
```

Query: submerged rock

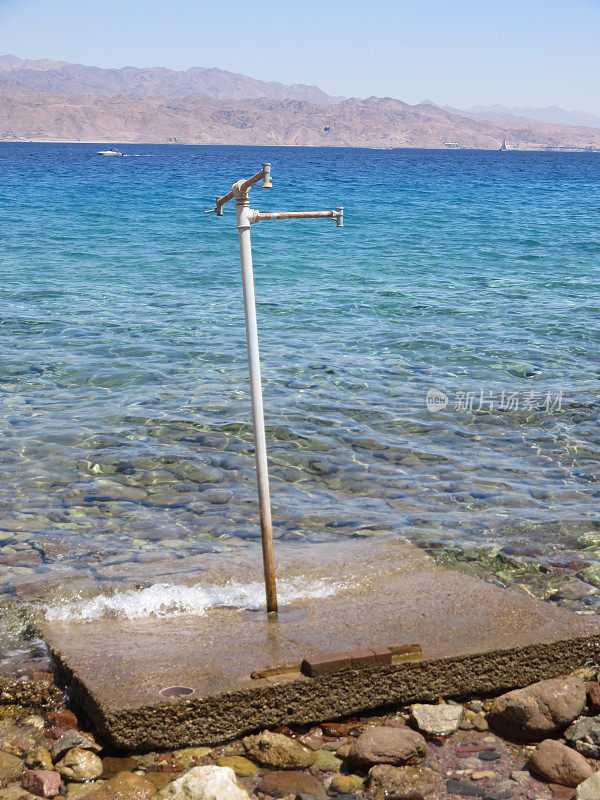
0;725;38;758
213;757;257;777
0;752;25;787
155;766;250;800
25;748;53;772
256;769;326;799
242;730;316;769
99;758;140;780
367;764;442;800
330;773;364;793
45;710;77;730
170;749;211;770
487;675;586;740
528;739;594;787
63;783;106;800
0;787;36;800
349;726;427;768
308;748;341;773
55;748;103;782
21;770;62;799
51;730;102;762
81;771;156;800
410;703;463;736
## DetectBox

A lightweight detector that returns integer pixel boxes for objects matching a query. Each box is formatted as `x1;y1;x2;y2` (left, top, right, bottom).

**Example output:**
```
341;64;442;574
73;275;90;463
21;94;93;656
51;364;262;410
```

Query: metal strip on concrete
42;538;600;751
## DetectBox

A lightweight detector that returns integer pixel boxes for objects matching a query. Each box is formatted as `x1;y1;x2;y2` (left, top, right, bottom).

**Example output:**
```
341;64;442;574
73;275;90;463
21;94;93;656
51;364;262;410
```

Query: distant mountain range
1;55;599;150
0;54;343;105
445;103;600;129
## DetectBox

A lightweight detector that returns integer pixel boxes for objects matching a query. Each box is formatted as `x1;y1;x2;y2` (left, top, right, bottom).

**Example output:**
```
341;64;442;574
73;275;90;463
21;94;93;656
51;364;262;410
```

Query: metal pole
235;189;278;614
206;164;342;616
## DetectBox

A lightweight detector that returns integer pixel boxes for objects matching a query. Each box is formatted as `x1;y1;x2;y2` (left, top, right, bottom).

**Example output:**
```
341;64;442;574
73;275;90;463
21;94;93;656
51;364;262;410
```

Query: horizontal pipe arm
256;208;343;226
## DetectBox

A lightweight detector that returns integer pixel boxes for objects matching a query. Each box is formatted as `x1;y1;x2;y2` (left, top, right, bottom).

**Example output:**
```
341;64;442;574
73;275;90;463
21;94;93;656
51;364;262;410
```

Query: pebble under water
1;143;600;663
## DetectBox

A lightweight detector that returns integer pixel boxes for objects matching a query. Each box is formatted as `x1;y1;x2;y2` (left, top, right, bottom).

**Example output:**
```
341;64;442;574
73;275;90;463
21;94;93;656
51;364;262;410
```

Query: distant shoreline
1;139;599;152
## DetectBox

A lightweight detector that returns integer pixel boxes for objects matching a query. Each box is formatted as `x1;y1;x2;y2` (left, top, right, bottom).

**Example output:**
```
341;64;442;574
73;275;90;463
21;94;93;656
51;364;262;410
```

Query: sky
1;0;600;115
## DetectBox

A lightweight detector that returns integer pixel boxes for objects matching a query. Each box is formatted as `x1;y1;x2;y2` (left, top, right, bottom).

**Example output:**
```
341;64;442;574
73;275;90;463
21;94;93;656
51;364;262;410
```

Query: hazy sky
1;0;599;114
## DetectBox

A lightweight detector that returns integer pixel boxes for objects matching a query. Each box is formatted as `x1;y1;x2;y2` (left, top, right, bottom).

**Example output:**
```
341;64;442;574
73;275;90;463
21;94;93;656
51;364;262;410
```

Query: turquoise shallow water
1;143;600;632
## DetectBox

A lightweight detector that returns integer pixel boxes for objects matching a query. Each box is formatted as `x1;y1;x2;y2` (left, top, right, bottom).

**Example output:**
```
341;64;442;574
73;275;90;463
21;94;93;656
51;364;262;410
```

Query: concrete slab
42;538;600;751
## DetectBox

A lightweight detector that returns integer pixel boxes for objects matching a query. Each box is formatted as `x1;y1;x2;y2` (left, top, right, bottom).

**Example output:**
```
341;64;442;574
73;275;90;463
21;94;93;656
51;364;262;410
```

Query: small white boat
97;148;124;156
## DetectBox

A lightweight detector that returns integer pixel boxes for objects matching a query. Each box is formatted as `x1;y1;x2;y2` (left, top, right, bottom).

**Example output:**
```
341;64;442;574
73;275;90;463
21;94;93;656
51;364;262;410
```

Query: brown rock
367;764;442;800
349;726;427;768
21;771;61;798
335;742;352;758
55;749;103;782
214;757;257;777
45;712;77;731
256;770;326;799
99;760;139;781
63;781;106;800
330;773;364;793
529;739;594;787
46;728;68;743
487;675;586;740
0;787;37;800
473;714;489;732
81;772;156;800
549;784;576;800
30;673;53;685
586;681;600;714
297;727;323;751
170;749;211;770
0;728;37;758
242;731;316;769
25;750;52;773
321;721;354;737
384;716;406;728
142;776;174;792
0;753;26;787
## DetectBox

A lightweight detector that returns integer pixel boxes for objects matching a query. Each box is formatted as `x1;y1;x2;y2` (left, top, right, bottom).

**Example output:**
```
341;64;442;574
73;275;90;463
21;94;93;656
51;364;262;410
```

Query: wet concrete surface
42;538;600;750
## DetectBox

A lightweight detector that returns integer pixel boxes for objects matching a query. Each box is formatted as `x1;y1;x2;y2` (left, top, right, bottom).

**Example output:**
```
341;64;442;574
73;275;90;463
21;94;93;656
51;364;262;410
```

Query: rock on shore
528;739;594;787
242;730;316;769
348;726;427;768
576;770;600;799
3;667;600;800
155;766;249;800
487;675;586;740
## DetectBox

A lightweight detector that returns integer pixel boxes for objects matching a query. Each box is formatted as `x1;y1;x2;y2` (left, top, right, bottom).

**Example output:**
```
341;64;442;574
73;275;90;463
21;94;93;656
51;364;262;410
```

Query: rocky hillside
2;87;600;149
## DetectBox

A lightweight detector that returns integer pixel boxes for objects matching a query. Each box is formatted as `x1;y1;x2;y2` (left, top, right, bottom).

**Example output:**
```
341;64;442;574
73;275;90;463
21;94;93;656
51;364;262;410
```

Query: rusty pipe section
256;208;343;227
241;163;272;193
206;163;272;215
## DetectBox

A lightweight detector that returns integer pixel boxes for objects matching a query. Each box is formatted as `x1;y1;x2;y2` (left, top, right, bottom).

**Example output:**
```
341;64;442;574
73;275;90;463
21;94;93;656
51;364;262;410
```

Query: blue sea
1;143;600;651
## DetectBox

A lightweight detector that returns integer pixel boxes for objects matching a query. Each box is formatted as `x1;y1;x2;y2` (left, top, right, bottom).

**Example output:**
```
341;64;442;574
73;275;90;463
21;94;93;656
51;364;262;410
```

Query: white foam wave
45;578;347;622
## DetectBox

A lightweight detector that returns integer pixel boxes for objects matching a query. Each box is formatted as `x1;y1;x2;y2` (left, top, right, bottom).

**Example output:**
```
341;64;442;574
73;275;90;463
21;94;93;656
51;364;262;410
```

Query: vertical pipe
237;212;278;614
